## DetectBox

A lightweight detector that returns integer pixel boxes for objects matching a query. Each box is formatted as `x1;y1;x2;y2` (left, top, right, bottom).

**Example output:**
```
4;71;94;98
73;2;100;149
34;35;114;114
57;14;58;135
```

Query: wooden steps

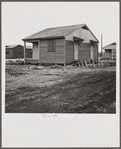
72;58;97;67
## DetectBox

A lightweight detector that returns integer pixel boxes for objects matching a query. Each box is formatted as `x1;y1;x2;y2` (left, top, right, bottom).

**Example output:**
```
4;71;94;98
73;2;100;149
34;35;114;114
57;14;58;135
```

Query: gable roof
6;45;23;48
22;24;99;42
102;42;116;49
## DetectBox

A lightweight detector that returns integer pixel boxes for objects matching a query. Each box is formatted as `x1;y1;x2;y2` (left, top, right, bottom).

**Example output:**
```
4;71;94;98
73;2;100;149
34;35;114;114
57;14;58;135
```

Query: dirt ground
5;65;116;113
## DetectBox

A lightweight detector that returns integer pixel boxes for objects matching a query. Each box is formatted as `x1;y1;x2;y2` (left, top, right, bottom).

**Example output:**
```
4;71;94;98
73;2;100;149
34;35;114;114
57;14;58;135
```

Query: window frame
47;39;56;52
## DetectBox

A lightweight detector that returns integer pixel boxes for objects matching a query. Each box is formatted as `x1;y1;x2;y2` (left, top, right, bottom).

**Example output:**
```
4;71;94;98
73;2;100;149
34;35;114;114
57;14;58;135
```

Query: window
48;40;56;52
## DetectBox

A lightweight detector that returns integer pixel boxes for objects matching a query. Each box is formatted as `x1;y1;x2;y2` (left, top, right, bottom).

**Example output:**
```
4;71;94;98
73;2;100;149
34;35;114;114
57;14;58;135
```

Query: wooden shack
22;24;99;65
6;45;24;59
102;42;116;60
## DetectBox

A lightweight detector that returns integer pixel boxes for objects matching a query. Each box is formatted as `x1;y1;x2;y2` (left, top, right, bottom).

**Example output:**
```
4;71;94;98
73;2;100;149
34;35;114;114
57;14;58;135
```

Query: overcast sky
2;2;119;52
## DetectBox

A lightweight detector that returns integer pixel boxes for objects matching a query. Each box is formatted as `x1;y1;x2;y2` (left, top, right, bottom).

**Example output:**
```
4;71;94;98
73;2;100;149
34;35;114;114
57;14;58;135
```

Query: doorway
74;43;78;60
90;45;94;59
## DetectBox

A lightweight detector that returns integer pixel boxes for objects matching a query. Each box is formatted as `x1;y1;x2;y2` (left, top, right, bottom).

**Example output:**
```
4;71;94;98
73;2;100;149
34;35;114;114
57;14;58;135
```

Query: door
105;49;112;59
90;45;93;59
74;43;78;60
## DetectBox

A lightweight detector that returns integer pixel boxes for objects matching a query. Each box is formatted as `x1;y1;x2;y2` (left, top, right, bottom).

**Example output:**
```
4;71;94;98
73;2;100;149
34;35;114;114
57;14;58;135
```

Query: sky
2;2;119;52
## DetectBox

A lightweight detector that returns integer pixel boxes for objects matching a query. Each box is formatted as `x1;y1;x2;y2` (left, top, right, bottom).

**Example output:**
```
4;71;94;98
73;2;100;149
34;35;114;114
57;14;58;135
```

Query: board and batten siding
39;39;65;64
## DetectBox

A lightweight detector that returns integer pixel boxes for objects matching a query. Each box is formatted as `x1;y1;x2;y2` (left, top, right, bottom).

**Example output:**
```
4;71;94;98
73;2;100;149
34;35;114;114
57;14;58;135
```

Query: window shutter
48;40;56;52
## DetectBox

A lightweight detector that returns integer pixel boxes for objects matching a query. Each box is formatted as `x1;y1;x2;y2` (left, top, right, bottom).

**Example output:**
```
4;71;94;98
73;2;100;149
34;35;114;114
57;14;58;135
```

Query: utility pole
101;34;103;57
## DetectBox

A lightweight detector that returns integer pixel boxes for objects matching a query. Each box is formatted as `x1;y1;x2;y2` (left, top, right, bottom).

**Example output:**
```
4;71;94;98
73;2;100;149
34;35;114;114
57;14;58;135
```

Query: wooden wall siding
112;49;116;59
66;41;98;63
65;29;82;41
40;40;48;47
40;39;64;47
93;45;98;61
6;46;24;59
82;29;97;43
81;29;90;43
65;28;97;43
102;46;116;60
78;43;90;61
89;31;98;42
6;49;13;59
102;49;112;59
33;42;39;59
66;40;74;64
39;39;64;64
13;46;24;59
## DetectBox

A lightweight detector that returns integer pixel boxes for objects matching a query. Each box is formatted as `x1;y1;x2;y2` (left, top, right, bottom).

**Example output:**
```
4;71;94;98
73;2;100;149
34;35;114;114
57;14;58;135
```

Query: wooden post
85;60;87;67
64;39;66;67
112;49;113;61
101;34;103;57
89;59;91;67
24;41;26;65
92;58;95;67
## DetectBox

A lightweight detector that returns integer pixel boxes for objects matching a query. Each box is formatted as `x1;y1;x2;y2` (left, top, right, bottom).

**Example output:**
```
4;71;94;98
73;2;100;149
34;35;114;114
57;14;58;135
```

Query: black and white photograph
2;1;120;147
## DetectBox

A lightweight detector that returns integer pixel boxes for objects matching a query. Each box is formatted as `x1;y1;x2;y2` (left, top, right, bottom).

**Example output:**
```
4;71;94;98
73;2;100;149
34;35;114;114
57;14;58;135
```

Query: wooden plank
41;47;64;54
65;29;82;41
56;39;64;45
78;43;90;61
41;56;64;63
40;40;48;47
40;42;64;64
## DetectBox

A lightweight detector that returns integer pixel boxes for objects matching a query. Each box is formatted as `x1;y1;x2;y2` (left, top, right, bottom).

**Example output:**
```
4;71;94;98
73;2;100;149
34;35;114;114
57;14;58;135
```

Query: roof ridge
103;42;116;48
45;24;85;30
6;44;20;46
6;44;23;48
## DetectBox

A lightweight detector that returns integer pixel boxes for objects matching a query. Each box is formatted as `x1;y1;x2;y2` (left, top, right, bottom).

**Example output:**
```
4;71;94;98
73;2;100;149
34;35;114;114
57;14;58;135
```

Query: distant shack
102;42;116;60
6;45;32;59
6;45;24;59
